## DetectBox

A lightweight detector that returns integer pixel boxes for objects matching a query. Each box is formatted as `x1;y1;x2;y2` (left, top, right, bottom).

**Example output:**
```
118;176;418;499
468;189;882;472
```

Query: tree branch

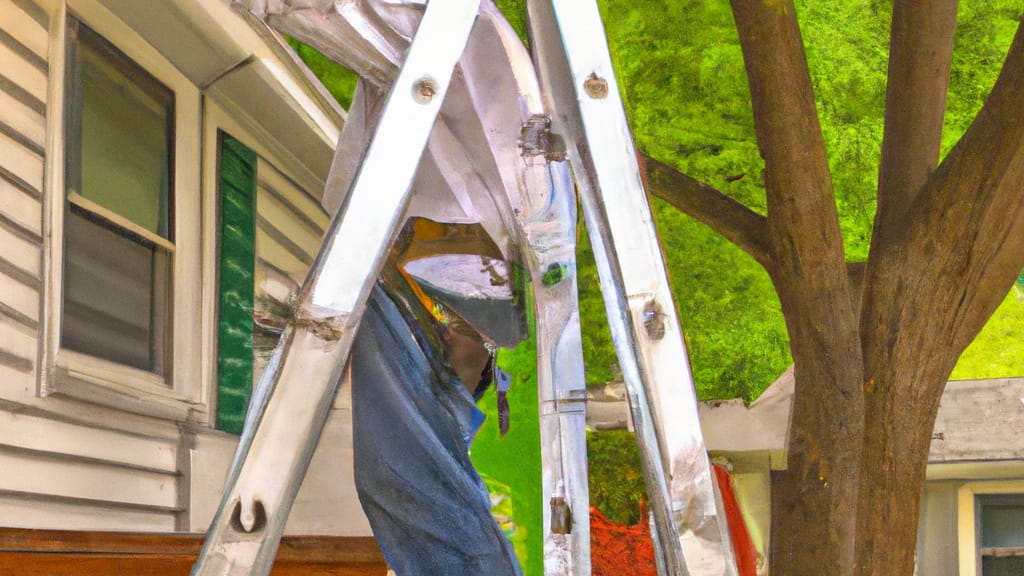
929;20;1024;352
729;0;846;279
639;153;772;268
873;0;958;241
861;19;1024;385
730;5;863;572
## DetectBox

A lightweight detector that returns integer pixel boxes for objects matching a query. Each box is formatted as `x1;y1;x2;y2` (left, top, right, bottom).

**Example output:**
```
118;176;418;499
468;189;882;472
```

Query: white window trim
41;0;203;421
200;100;326;424
957;480;1024;576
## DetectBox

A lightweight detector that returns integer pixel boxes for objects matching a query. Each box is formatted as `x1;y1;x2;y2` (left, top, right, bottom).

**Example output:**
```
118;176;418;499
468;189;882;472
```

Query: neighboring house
0;0;380;570
589;370;1024;575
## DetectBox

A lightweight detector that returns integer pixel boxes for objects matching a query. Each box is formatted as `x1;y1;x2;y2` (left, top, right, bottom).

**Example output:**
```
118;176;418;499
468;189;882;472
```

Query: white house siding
917;482;960;576
0;0;185;533
192;148;371;536
0;0;371;537
0;0;47;387
187;385;369;536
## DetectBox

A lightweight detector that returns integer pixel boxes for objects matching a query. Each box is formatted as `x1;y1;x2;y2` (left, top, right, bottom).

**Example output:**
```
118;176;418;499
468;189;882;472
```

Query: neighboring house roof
931;377;1024;464
588;370;1024;474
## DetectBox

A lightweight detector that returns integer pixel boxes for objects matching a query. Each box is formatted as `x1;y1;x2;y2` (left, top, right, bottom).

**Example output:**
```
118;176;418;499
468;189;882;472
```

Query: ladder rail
526;0;740;573
192;2;480;573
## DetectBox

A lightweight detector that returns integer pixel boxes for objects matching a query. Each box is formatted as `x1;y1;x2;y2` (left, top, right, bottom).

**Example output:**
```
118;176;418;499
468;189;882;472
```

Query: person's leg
351;286;521;575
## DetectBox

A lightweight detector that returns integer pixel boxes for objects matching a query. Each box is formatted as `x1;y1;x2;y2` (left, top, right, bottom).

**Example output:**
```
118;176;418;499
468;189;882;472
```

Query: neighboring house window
978;494;1024;575
62;17;174;375
215;130;327;433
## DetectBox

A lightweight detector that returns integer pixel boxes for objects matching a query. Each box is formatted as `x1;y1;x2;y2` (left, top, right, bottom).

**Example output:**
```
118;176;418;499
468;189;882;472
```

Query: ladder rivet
643;299;666;340
583;73;609;99
550;496;574;534
412;77;437;104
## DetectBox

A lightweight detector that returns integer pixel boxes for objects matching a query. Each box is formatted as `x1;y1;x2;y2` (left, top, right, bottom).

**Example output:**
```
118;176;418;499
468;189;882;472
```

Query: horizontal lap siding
0;268;38;328
0;316;35;373
0;130;43;195
0;4;182;533
258;162;329;232
0;88;45;150
0;495;176;532
0;178;42;237
0;44;46;103
0;394;183;528
0;408;185;533
0;410;178;473
0;448;177;508
0;6;46;62
0;0;44;382
255;162;327;287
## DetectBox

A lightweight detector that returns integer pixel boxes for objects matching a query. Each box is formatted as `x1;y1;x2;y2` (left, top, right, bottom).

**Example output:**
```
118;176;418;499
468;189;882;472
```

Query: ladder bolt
412;77;437;104
550;496;574;534
643;299;666;341
583;73;609;99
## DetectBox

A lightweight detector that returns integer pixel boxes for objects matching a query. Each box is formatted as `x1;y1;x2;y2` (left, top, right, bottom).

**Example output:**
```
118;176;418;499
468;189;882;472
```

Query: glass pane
62;211;169;375
981;499;1024;548
983;555;1024;576
75;23;173;239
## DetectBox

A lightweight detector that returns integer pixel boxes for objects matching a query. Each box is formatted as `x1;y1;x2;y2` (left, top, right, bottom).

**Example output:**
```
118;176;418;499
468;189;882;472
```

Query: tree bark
729;1;863;574
856;19;1024;576
636;4;1024;575
873;0;958;238
640;153;772;268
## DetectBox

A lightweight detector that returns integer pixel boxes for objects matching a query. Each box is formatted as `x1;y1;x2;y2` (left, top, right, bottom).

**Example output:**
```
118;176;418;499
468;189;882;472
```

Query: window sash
981;546;1024;557
64;17;175;240
60;14;175;378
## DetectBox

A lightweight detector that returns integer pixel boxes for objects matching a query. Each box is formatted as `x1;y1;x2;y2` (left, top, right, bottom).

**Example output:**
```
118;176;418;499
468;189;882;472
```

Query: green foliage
285;38;358;110
287;0;1024;558
588;0;790;400
471;290;543;576
292;0;1024;400
799;0;889;261
494;0;528;43
574;0;1024;400
587;429;647;525
945;1;1024;156
575;224;615;385
951;289;1024;380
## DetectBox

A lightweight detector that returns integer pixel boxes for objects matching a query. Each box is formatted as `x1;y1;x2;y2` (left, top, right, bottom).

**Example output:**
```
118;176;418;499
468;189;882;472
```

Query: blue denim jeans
351;286;521;575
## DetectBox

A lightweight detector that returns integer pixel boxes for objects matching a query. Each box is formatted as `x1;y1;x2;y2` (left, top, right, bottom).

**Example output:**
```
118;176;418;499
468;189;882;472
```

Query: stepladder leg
525;161;591;576
410;7;596;572
193;1;481;574
526;0;740;574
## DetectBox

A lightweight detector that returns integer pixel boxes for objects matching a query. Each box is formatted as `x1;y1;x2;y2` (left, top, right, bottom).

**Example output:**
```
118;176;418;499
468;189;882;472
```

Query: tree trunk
728;2;867;573
768;308;863;576
643;3;1024;574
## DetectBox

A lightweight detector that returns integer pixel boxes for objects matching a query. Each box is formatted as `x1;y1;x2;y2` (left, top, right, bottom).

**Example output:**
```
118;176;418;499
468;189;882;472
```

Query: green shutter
216;132;257;434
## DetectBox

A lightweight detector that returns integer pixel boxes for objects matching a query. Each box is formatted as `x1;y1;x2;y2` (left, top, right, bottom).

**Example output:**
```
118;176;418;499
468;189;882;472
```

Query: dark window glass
62;17;173;375
979;495;1024;576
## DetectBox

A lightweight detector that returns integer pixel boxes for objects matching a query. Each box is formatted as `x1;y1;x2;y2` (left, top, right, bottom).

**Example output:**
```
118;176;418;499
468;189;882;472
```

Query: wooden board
0;529;387;575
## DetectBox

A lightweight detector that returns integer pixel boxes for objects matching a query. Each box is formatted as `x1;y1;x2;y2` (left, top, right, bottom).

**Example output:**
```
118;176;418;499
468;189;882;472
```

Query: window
63;18;174;376
978;495;1024;575
44;3;202;418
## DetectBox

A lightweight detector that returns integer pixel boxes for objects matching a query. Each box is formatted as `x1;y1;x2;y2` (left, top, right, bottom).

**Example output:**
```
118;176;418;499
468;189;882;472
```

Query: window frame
41;0;203;421
957;481;1024;576
977;494;1024;573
